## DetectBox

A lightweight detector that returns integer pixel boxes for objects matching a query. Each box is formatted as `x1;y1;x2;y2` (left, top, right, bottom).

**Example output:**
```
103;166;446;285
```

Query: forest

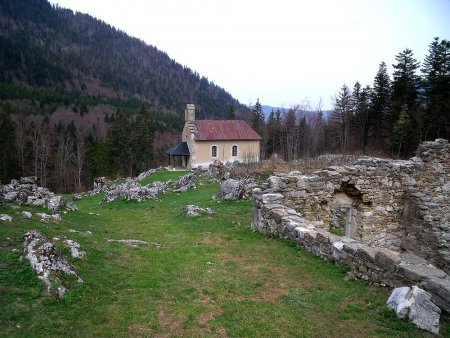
250;37;449;162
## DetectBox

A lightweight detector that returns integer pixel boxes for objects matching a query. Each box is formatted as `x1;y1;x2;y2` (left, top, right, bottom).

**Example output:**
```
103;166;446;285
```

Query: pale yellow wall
190;140;260;168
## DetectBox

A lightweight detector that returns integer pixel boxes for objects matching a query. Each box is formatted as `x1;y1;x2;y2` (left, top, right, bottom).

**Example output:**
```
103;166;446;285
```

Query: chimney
185;104;195;122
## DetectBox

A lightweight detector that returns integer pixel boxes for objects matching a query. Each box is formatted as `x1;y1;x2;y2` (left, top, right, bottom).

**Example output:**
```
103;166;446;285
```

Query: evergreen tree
251;98;265;135
106;109;132;176
352;83;371;150
133;104;155;172
331;84;353;152
390;48;421;154
391;48;420;114
0;109;18;182
421;37;450;139
369;62;391;150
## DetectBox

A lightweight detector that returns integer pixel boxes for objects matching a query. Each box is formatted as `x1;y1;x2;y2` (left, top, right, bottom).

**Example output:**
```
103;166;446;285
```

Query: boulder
36;213;51;220
0;214;12;222
217;179;244;200
47;196;68;213
21;211;32;219
177;172;197;192
387;286;440;335
209;160;224;178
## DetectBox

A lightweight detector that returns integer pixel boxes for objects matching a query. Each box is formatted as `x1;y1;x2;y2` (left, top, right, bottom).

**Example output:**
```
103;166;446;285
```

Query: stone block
387;286;440;335
356;245;376;263
398;263;446;283
262;193;284;204
375;249;401;272
420;276;450;313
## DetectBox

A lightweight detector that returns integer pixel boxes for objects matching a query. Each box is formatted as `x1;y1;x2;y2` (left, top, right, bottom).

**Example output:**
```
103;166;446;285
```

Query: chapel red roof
194;120;261;141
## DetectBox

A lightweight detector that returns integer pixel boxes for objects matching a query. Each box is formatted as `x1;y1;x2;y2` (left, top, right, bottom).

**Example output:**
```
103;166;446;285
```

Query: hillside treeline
0;104;171;192
0;0;244;118
251;37;449;160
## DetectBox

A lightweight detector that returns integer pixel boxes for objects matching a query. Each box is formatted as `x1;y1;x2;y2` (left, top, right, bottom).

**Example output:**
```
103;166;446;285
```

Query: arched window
232;145;238;157
211;145;217;158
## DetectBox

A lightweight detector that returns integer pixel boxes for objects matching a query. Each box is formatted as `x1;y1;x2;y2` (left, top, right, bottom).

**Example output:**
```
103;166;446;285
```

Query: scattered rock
177;172;197;192
36;212;51;220
66;202;78;211
69;229;92;235
216;179;244;200
0;177;74;213
209;160;224;178
107;238;161;247
182;205;214;217
23;231;83;298
47;196;68;213
63;239;86;258
387;286;441;335
0;214;12;222
21;211;32;219
51;214;63;222
72;193;83;201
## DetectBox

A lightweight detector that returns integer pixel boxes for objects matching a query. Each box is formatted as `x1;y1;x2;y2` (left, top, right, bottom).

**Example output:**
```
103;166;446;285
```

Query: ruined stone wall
251;139;450;312
255;139;449;272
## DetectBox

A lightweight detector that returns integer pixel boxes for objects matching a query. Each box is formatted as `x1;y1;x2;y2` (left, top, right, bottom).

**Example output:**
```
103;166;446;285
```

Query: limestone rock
21;211;32;219
182;205;214;217
63;239;86;258
262;193;284;204
0;214;12;222
36;212;51;220
387;286;440;335
209;160;224;178
47;196;68;213
72;193;83;201
23;231;83;298
217;179;244;200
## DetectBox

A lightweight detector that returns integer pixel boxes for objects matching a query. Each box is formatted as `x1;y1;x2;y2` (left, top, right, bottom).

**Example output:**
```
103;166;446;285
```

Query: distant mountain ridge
261;105;331;119
0;0;246;119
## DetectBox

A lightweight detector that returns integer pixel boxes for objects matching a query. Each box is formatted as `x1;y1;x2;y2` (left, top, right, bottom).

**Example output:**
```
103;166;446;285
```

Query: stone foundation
251;139;450;312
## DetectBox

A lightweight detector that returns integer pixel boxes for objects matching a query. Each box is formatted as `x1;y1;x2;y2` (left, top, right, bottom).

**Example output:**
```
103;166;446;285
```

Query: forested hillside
0;0;243;117
0;0;248;191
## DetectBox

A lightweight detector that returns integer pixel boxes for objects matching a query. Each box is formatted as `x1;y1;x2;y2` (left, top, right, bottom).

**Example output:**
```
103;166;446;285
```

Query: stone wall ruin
251;139;450;312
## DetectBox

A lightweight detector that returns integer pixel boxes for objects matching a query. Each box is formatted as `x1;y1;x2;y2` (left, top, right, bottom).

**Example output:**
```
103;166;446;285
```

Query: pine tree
331;84;353;152
132;104;155;172
251;98;264;135
369;62;391;150
421;37;450;140
0;109;18;182
390;48;421;154
352;83;371;150
391;48;420;114
106;109;132;176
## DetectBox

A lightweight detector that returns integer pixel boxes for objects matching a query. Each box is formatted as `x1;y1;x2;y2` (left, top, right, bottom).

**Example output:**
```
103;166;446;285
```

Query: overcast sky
49;0;449;110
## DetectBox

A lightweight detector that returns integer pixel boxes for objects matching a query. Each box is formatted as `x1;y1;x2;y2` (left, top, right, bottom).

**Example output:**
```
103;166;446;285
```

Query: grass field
1;171;448;337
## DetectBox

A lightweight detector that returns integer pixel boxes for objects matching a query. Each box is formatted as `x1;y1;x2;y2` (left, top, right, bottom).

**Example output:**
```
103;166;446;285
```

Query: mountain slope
0;0;245;118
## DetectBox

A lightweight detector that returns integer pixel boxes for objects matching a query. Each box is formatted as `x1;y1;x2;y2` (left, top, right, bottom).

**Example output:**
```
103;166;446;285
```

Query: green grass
1;176;448;337
138;169;189;186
